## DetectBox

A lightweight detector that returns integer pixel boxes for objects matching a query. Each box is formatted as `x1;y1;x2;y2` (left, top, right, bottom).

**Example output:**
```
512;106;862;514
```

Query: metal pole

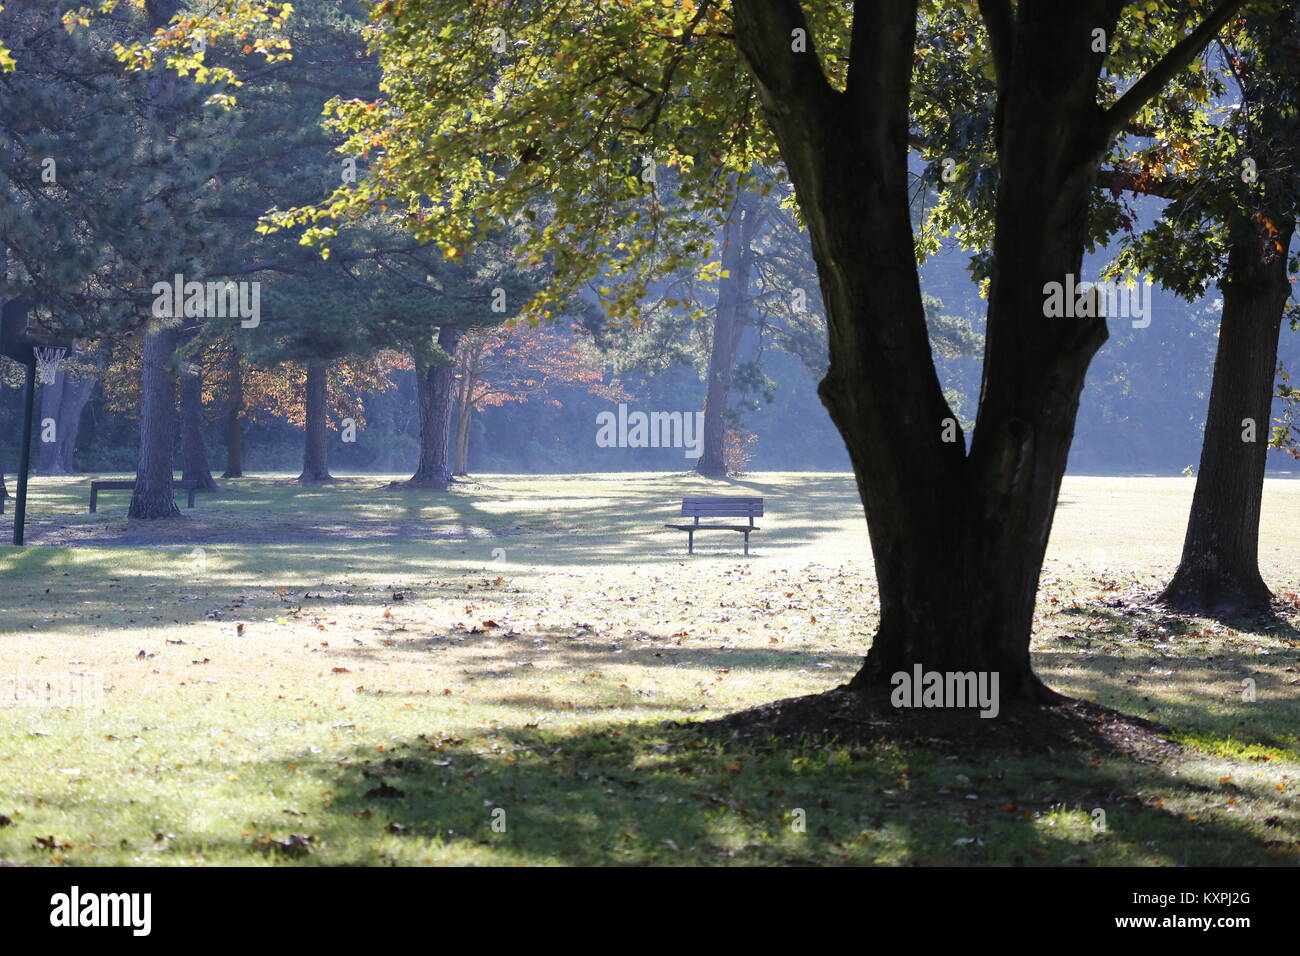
13;359;35;546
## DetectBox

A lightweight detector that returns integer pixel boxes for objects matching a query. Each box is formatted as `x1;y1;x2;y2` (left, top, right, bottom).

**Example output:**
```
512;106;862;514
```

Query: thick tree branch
1100;0;1246;143
1096;166;1192;201
730;0;834;110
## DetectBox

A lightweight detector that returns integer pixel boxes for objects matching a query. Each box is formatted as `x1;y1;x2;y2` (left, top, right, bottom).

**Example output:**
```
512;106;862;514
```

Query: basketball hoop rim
33;345;68;384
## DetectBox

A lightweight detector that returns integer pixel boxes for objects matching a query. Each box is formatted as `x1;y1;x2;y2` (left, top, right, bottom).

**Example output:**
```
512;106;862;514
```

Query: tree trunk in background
407;325;463;489
56;369;96;474
128;0;184;520
695;192;760;479
129;326;182;519
1159;216;1296;618
452;349;477;476
35;357;98;475
298;358;334;483
36;373;66;475
222;344;244;478
453;399;472;476
180;366;219;491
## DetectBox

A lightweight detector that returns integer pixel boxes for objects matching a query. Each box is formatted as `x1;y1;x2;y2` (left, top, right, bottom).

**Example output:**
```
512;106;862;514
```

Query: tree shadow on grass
122;720;1293;866
330;626;863;675
1034;650;1300;758
4;711;1297;866
1055;594;1300;641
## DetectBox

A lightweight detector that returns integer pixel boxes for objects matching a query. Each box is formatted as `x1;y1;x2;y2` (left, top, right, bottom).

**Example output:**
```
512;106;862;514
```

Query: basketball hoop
33;346;67;385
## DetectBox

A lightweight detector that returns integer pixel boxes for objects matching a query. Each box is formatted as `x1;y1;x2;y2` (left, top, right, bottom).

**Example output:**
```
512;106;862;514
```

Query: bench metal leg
186;488;195;508
687;529;693;554
743;531;749;556
89;489;97;513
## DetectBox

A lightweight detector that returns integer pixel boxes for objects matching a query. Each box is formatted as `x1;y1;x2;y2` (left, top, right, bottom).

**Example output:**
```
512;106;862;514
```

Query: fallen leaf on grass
33;836;73;850
253;833;315;857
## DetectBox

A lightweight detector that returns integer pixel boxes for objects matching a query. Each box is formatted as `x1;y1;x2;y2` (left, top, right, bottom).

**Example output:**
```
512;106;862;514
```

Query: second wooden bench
89;479;199;513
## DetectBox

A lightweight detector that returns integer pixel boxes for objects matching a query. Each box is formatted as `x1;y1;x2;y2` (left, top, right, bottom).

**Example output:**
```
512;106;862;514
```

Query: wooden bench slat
682;499;762;516
90;480;199;489
665;526;760;536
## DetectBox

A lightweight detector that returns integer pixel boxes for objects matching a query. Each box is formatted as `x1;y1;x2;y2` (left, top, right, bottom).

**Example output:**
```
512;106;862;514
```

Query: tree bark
222;344;244;478
129;326;182;519
128;0;185;520
453;392;473;476
406;326;463;489
452;338;480;476
1158;216;1296;618
35;365;95;475
729;0;1193;704
36;374;66;475
180;365;219;491
695;192;760;479
297;358;334;483
56;369;96;474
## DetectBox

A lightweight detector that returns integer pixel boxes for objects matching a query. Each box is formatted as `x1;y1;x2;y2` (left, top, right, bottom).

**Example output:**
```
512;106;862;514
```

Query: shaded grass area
4;718;1296;866
0;472;1297;865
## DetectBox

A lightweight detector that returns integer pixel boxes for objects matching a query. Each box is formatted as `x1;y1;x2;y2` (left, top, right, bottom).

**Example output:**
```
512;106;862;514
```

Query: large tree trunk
297;358;334;483
128;0;185;520
180;365;219;492
406;326;463;489
729;0;1188;705
222;344;244;478
695;193;760;479
129;326;182;519
1158;216;1296;618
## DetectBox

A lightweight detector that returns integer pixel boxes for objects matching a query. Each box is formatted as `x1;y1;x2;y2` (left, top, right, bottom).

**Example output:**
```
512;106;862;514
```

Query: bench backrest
91;478;197;489
680;496;763;518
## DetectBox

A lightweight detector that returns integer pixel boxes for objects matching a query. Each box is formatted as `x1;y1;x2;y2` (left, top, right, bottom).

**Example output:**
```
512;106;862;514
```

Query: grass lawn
0;471;1297;866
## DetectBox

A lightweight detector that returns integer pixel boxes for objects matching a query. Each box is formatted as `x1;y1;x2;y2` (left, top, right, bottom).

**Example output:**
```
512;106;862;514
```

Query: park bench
89;479;198;513
665;496;763;555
